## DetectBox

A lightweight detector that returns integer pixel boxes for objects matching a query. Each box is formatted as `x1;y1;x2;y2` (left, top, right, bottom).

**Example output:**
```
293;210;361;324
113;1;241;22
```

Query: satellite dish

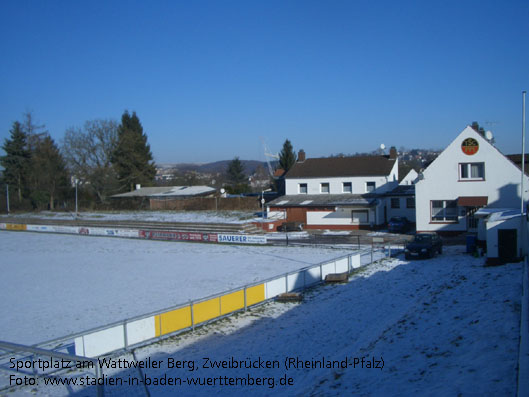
220;188;225;194
485;130;493;141
380;143;386;150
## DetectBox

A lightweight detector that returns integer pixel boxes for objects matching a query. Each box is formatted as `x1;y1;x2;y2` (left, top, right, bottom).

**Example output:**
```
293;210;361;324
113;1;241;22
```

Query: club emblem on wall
461;138;479;155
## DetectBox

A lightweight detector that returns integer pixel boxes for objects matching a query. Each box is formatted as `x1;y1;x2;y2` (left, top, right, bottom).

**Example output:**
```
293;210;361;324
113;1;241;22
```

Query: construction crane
261;138;280;179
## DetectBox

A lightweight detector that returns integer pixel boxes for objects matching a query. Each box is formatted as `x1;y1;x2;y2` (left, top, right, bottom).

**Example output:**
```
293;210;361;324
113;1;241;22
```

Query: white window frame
299;183;308;194
459;162;485;181
366;181;376;193
342;182;352;193
431;200;458;222
320;182;330;194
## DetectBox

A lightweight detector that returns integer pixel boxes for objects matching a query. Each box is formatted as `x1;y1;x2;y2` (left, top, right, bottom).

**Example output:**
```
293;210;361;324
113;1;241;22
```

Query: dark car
388;216;410;233
405;233;442;259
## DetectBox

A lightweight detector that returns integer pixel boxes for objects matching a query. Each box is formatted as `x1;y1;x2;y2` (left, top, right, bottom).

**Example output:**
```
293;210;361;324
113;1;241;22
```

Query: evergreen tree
226;157;249;194
30;135;69;210
278;139;296;173
0;121;31;202
111;111;156;192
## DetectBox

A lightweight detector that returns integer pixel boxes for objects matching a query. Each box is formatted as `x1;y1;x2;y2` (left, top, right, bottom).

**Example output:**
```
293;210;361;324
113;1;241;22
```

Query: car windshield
414;234;432;242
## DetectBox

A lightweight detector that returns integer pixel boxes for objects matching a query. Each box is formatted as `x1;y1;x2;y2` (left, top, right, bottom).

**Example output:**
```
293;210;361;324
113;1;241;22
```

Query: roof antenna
379;143;386;155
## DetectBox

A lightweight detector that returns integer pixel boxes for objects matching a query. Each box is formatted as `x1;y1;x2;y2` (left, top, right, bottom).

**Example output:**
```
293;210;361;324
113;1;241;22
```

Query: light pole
5;184;9;214
261;188;272;231
75;178;79;217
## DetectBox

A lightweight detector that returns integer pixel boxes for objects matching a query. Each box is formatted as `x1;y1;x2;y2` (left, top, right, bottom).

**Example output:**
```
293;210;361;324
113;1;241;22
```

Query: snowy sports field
0;231;354;345
11;245;522;397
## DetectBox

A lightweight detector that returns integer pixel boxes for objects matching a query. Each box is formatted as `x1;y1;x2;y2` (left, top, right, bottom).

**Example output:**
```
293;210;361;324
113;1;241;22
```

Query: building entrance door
466;207;479;232
498;229;518;262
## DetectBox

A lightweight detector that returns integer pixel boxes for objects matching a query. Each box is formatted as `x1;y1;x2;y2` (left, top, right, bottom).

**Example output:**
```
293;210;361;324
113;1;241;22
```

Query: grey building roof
112;186;216;198
385;185;415;197
268;194;378;208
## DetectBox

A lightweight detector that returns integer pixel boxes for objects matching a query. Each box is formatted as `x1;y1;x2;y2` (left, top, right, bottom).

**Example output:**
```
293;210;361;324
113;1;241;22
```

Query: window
406;197;415;209
299;183;307;194
343;182;352;193
391;198;400;208
366;182;376;193
352;210;369;224
431;200;458;222
459;163;485;180
321;183;330;193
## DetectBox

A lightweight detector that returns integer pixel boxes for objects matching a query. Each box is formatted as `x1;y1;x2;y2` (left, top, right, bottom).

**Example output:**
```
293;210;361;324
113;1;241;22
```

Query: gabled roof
112;186;216;198
385;185;415;197
506;154;529;176
285;155;396;179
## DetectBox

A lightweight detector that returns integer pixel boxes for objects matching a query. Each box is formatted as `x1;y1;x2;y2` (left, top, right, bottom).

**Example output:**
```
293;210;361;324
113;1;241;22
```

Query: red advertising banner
139;230;218;243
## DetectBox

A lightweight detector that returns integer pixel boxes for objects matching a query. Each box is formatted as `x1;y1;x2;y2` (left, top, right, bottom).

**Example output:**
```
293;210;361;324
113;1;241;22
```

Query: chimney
298;149;306;162
389;146;397;159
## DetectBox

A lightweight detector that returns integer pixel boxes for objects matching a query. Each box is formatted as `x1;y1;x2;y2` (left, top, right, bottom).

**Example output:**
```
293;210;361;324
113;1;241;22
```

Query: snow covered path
0;231;353;345
84;246;521;397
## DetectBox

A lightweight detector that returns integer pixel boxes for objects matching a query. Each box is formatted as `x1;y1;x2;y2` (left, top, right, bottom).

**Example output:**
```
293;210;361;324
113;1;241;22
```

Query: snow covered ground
1;233;523;396
0;210;256;224
96;247;520;396
0;231;354;345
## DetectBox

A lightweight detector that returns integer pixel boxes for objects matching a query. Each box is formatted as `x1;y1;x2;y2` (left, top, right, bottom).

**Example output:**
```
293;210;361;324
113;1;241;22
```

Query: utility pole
5;184;9;214
522;91;526;256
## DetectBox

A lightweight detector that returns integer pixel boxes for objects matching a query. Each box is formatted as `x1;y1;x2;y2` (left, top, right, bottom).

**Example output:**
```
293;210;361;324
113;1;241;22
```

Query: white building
415;126;529;238
267;149;399;230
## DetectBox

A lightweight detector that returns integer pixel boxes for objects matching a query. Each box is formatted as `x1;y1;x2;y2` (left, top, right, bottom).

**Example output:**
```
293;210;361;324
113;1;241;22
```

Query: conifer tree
279;139;296;173
111;111;156;191
226;157;249;194
0;121;31;202
30;135;69;209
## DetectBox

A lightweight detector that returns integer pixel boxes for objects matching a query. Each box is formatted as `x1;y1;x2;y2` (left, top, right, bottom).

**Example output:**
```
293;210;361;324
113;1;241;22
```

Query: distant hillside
158;160;271;176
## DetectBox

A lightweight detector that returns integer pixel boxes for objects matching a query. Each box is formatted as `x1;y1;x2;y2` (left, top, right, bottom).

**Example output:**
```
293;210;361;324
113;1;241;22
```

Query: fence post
191;301;195;331
123;320;128;350
95;363;104;397
244;286;247;311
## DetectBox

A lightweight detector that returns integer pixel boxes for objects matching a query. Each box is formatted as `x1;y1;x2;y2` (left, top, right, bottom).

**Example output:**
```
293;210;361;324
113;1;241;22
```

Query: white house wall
416;126;529;232
285;175;398;195
387;197;416;222
486;216;523;259
306;207;379;226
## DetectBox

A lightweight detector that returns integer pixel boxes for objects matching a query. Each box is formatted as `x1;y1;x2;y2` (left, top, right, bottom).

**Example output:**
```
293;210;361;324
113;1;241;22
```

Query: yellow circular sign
461;138;479;155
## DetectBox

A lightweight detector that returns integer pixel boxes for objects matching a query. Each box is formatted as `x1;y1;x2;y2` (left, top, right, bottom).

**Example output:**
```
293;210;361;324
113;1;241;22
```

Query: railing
0;341;103;397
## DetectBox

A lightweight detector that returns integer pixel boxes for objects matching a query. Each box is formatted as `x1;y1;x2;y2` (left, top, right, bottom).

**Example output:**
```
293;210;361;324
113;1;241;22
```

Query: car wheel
438;246;442;254
405;254;410;260
429;249;434;258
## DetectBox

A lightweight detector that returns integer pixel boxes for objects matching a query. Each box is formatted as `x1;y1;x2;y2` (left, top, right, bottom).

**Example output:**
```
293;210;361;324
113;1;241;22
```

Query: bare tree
62;119;119;203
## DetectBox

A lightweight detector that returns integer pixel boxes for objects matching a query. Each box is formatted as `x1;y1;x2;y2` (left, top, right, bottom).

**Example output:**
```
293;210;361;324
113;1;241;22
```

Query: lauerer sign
461;137;479;155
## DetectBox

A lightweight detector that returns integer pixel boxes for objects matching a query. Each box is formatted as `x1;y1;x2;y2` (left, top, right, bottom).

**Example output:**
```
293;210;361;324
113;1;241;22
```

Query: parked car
388;216;410;233
278;221;304;232
405;232;442;259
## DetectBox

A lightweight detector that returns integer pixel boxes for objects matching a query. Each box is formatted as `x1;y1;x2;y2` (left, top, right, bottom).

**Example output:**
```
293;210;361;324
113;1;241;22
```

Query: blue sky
1;0;528;164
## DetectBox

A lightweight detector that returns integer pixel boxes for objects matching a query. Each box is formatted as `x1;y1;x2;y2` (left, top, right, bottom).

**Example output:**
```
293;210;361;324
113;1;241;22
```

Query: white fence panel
265;277;286;299
335;257;348;273
287;272;304;292
126;317;156;346
351;253;361;268
75;325;125;357
321;262;335;279
305;266;322;287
